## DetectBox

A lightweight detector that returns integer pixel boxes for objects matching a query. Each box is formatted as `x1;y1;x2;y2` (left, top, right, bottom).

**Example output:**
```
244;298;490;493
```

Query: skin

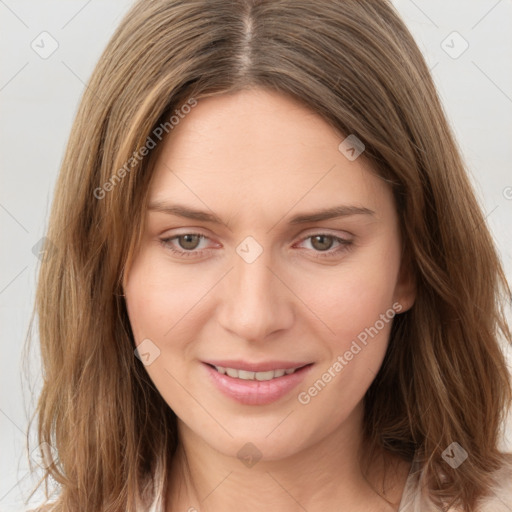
124;88;416;511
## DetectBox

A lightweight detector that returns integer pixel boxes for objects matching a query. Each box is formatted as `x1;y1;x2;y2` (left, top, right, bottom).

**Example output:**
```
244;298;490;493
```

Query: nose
216;246;295;343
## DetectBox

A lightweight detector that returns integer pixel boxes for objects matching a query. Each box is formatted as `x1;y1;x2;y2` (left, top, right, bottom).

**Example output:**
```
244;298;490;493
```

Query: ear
393;255;416;313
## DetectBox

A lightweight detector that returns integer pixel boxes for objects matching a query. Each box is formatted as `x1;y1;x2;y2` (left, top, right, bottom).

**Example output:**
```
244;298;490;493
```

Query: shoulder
476;453;512;511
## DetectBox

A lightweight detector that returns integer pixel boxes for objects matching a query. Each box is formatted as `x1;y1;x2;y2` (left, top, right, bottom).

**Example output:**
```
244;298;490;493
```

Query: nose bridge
217;241;293;341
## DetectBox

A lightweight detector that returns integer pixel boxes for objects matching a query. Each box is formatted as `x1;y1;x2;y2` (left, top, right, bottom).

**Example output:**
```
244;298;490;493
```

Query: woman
30;0;512;510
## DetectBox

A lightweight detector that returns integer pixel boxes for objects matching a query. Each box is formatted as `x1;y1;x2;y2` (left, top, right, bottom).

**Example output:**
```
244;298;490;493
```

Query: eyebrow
148;201;375;225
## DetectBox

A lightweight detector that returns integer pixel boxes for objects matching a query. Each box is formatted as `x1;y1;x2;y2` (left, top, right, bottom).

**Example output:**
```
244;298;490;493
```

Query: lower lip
203;363;313;405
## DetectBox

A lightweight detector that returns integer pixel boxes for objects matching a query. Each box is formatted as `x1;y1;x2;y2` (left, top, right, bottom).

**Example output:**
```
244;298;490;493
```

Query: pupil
312;235;333;251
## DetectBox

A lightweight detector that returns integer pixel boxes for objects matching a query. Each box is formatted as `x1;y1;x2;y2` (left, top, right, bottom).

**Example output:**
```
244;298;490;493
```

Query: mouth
203;361;314;405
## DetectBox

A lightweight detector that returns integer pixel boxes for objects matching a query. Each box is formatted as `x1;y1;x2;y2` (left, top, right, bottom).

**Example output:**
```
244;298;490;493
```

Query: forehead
148;88;394;226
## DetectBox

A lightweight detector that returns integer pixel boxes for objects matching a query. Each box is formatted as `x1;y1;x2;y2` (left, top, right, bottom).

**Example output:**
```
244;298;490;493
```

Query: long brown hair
29;0;511;510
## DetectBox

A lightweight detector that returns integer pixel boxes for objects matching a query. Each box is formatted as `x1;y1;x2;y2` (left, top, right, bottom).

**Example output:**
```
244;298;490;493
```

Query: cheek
291;242;401;404
295;250;400;346
333;276;396;349
124;253;201;410
291;244;401;422
294;285;397;428
124;248;187;343
125;240;225;341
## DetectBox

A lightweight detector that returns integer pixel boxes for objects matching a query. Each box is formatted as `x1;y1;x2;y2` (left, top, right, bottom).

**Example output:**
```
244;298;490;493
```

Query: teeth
213;365;300;380
255;370;275;381
238;370;255;379
226;367;238;378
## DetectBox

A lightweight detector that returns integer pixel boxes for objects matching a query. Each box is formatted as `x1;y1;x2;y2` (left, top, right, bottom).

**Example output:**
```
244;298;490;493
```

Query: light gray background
1;1;511;510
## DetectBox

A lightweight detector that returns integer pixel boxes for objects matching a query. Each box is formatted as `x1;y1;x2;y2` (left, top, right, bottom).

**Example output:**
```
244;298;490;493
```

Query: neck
165;403;410;512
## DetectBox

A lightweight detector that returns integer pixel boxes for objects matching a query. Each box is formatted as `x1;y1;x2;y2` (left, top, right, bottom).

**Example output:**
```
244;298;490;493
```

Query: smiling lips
203;360;313;405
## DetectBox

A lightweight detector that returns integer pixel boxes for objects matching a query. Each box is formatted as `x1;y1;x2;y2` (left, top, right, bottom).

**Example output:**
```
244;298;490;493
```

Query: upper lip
204;360;312;372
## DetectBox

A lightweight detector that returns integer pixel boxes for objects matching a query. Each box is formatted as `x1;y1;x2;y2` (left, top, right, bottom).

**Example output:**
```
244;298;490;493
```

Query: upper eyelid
161;226;353;240
160;226;354;238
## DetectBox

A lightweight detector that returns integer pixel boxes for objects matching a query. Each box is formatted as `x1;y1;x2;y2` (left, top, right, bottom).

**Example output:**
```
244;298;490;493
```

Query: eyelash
159;232;353;260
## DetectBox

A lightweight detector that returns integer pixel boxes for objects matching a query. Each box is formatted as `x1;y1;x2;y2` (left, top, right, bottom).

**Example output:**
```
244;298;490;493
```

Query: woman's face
124;88;415;460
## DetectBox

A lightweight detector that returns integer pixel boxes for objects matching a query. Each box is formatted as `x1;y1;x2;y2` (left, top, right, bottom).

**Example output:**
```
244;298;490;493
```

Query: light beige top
397;455;512;512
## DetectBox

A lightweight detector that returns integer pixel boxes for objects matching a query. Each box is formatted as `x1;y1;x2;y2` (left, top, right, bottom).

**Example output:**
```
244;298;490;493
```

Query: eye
159;233;213;259
159;232;353;260
174;234;202;251
308;234;336;251
295;234;353;259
